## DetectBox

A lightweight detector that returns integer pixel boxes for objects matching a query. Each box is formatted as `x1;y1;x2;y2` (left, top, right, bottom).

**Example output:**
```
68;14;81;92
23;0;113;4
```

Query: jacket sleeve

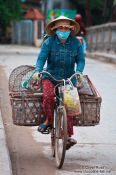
75;43;85;73
35;38;51;72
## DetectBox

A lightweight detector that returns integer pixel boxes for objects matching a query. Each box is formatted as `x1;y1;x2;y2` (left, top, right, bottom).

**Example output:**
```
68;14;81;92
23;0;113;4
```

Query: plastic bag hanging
63;82;81;116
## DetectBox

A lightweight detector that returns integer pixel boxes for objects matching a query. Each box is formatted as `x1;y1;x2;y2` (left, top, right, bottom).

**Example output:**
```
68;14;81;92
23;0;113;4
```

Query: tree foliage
73;0;114;25
0;0;22;33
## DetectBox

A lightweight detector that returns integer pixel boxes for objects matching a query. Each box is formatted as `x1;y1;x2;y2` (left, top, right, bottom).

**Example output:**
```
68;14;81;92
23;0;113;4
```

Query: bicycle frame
32;71;81;168
38;71;80;169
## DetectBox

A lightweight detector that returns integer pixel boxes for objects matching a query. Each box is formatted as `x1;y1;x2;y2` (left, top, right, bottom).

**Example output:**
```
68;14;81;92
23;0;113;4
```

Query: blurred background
0;2;116;174
0;0;116;53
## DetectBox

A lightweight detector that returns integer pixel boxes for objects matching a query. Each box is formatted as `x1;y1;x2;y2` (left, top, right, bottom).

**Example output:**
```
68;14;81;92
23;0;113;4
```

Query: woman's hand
32;72;40;81
74;72;84;88
76;72;84;83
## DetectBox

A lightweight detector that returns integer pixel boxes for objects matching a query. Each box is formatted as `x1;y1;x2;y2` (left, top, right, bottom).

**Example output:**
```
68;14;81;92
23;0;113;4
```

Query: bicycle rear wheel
55;106;67;169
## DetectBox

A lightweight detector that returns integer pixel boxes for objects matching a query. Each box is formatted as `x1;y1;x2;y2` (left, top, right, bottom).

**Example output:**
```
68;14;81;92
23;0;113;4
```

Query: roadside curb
0;110;13;175
86;52;116;64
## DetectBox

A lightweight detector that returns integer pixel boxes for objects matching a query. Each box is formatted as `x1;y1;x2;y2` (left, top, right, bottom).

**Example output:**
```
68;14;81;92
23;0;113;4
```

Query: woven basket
73;75;102;126
10;93;45;126
9;65;35;92
9;65;102;126
9;65;45;126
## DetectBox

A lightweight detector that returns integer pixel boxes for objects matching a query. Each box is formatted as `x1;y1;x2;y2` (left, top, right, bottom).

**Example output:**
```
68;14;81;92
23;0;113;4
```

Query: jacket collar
55;35;71;45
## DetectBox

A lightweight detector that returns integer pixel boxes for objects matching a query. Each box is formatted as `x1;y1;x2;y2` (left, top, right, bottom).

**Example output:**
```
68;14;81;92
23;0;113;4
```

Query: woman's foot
66;137;77;150
38;119;52;134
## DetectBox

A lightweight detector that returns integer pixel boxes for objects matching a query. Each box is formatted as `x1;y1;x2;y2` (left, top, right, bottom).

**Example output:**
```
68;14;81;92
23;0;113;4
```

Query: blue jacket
36;35;85;81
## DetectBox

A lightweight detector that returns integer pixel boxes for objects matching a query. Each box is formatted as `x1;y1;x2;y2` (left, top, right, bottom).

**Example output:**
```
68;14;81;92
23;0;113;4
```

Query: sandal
37;123;52;134
66;138;77;150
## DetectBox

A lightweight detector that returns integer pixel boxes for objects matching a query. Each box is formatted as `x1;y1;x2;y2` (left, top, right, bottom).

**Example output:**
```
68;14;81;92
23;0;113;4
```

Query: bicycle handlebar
40;71;64;83
39;71;81;85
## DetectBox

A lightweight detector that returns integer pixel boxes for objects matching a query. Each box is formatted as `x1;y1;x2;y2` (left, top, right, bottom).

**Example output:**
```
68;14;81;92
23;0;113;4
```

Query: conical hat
46;16;80;36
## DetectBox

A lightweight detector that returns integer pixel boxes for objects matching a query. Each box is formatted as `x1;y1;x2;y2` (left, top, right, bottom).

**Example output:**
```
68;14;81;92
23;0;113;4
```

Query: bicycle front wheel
55;106;67;169
51;127;55;157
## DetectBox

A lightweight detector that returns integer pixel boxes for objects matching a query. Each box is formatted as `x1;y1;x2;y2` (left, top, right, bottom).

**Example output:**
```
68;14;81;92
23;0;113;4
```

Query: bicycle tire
55;106;67;169
51;127;55;157
51;108;57;157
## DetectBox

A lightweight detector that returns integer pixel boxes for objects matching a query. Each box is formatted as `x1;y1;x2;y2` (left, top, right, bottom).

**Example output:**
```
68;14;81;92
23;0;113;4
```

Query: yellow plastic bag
63;84;81;116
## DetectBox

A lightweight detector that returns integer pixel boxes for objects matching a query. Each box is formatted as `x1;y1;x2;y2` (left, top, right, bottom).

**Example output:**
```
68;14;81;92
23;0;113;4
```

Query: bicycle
33;71;81;169
9;65;102;169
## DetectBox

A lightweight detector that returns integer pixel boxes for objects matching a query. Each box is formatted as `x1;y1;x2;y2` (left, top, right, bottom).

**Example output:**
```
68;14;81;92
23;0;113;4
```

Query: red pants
42;79;74;137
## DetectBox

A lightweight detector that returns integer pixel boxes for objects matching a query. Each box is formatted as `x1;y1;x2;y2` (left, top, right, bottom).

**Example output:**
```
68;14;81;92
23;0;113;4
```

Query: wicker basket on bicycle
9;65;102;127
9;65;45;126
73;76;102;126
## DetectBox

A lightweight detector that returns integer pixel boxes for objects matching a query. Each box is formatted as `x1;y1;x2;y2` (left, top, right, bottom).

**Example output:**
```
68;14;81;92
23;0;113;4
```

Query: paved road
0;45;116;175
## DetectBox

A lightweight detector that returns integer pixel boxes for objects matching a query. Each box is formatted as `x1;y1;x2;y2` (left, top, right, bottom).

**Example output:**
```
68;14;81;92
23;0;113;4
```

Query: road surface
0;45;116;175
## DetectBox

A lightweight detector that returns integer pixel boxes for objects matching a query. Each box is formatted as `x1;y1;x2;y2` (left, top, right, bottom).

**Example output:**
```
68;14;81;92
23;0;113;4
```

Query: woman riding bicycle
33;15;85;149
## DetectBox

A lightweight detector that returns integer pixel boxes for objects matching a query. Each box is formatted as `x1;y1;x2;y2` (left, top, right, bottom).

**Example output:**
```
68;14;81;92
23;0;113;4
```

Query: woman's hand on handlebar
76;72;84;83
73;72;84;88
32;72;41;81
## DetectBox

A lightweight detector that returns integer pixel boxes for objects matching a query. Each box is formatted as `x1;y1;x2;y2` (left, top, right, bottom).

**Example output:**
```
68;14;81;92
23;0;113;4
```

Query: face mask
56;30;71;40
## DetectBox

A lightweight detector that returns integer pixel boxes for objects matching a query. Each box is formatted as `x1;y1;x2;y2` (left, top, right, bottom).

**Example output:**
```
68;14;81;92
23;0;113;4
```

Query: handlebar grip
76;74;81;79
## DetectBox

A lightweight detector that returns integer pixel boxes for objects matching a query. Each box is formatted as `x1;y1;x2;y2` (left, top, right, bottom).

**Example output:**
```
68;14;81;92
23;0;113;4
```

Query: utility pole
102;0;114;22
85;0;92;27
112;0;116;22
102;0;108;22
41;0;47;28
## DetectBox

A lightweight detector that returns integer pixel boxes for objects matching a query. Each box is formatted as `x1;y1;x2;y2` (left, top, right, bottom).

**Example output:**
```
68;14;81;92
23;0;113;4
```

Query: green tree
73;0;113;25
90;0;106;25
0;0;22;36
